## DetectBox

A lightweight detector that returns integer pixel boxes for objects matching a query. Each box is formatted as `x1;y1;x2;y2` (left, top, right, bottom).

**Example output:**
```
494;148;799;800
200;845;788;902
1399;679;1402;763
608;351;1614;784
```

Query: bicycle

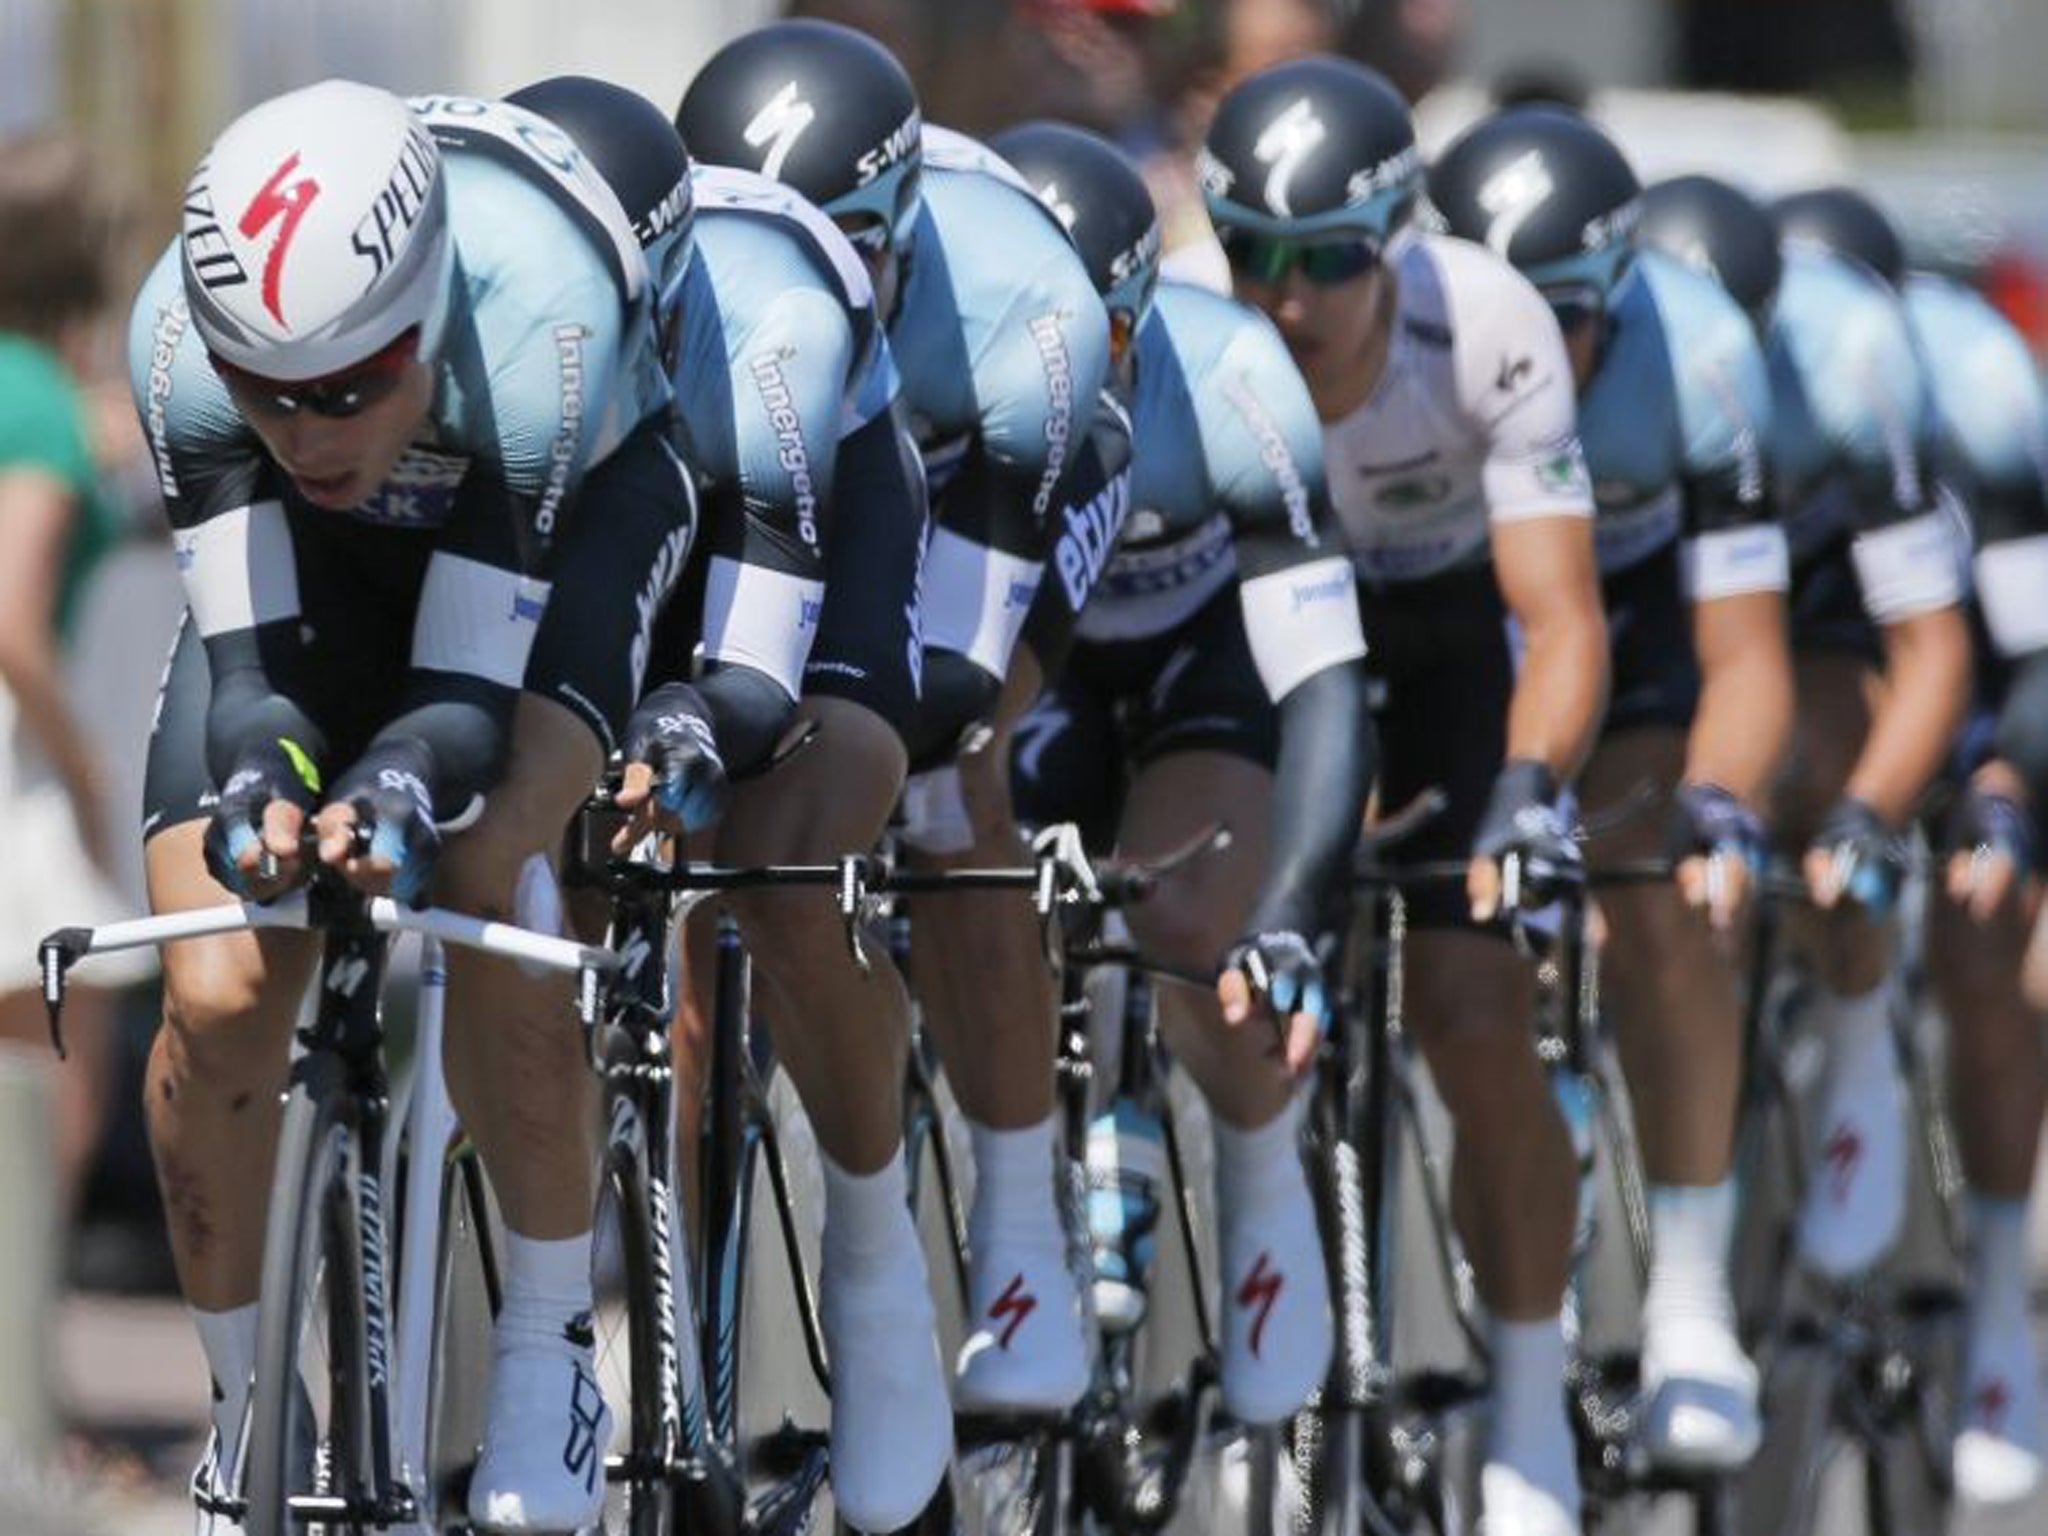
40;845;619;1536
926;822;1237;1536
1720;858;1967;1536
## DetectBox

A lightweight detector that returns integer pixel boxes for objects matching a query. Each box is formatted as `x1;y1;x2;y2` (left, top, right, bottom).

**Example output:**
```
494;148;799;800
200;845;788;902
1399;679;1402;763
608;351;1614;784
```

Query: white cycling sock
496;1230;595;1352
822;1146;914;1273
1815;981;1895;1080
1967;1191;2032;1337
1957;1191;2046;1504
1487;1314;1579;1516
967;1115;1061;1243
1643;1181;1742;1366
1212;1097;1303;1205
1214;1098;1332;1426
195;1302;259;1454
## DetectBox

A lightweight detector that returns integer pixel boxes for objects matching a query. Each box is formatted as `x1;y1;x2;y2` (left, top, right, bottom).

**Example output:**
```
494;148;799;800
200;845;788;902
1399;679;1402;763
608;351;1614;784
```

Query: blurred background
2;1;2046;1530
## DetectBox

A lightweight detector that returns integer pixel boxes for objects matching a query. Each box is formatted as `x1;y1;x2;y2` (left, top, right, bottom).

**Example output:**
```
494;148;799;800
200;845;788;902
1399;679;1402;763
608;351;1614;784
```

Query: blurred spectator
0;134;148;1217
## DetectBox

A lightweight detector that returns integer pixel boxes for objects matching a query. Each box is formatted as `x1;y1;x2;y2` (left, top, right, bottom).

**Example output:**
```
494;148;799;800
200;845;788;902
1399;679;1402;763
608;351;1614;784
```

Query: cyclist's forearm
1683;591;1792;807
1247;661;1376;936
1504;602;1607;783
364;682;511;819
203;660;331;793
1848;603;1971;825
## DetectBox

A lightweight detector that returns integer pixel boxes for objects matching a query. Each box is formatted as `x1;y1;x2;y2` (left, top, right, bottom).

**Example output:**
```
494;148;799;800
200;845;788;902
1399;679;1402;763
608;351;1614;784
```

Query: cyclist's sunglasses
1218;227;1382;287
210;327;421;421
1538;282;1606;333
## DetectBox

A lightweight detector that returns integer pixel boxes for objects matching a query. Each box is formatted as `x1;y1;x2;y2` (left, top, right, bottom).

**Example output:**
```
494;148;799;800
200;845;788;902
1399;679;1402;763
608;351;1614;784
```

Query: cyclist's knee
1125;883;1236;975
158;938;295;1087
724;701;904;866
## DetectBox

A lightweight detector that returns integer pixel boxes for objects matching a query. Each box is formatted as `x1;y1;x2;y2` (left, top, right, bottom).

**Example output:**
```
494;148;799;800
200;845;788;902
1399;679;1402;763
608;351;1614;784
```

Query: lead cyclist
130;83;711;1532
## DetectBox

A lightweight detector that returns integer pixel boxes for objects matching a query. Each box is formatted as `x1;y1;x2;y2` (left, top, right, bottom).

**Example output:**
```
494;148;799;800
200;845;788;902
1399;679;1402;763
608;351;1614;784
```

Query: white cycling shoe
1217;1158;1332;1425
1954;1322;2046;1508
467;1332;612;1533
1480;1461;1583;1536
956;1231;1089;1414
1638;1314;1761;1473
191;1428;247;1536
1796;1052;1907;1278
822;1229;954;1532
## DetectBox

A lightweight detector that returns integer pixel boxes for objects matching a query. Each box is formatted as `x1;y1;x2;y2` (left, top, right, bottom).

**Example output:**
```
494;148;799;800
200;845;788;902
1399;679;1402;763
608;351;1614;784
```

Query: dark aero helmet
1769;185;1905;288
1199;54;1420;248
675;19;922;252
506;75;695;294
1428;106;1639;310
1638;175;1783;327
988;122;1161;336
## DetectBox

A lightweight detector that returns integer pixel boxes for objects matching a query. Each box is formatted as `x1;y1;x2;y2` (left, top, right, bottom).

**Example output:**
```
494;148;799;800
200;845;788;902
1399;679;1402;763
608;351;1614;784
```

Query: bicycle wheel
423;1139;499;1523
246;1059;376;1536
592;1094;678;1535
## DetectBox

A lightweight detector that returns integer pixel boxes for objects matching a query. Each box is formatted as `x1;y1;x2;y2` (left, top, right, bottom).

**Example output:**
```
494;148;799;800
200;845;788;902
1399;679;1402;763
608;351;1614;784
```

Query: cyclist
674;22;1113;1525
1898;249;2048;1505
1643;181;1971;1283
1429;108;1789;1472
132;83;703;1531
993;121;1377;1426
501;74;945;1531
1202;56;1609;1536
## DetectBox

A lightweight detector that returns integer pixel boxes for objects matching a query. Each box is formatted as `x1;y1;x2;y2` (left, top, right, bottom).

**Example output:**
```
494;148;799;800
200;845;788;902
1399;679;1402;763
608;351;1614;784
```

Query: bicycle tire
423;1140;498;1523
593;1102;676;1536
246;1059;375;1536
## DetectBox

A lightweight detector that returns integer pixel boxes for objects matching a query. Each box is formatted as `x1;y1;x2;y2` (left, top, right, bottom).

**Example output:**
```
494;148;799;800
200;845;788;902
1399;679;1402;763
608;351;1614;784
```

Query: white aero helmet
181;79;452;382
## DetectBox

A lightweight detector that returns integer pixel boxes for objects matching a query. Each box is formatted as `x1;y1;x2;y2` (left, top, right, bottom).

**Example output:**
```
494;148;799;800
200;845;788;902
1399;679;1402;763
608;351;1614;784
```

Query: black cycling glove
203;737;323;900
1944;785;2032;878
1667;781;1767;872
623;681;730;833
331;739;443;908
1808;796;1909;914
1220;929;1332;1034
1473;758;1581;906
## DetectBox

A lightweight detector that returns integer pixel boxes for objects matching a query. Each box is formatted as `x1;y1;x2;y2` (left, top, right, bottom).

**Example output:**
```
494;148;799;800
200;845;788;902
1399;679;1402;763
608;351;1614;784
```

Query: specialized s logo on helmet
1253;99;1327;218
238;154;322;327
745;83;817;180
1477;150;1555;257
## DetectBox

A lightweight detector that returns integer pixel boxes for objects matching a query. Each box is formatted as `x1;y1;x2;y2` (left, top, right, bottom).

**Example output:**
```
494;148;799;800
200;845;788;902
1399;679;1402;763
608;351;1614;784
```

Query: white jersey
1323;233;1593;584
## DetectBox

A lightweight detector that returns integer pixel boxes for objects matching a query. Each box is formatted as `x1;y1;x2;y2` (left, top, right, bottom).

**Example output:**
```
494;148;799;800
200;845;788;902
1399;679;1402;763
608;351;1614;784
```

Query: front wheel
591;1098;679;1536
245;1059;376;1536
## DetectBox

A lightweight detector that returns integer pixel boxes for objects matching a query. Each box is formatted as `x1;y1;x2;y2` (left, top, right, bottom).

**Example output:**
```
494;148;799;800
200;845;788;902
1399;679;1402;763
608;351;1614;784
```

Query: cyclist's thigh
1597;544;1700;745
1114;590;1279;961
1581;726;1685;864
1366;566;1515;934
720;694;906;865
145;820;318;1046
1775;544;1879;846
1008;644;1122;850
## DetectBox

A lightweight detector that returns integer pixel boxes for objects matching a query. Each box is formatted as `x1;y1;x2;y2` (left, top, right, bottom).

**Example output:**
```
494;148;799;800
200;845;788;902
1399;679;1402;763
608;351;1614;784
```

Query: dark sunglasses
1219;228;1382;287
1538;282;1606;334
211;327;421;421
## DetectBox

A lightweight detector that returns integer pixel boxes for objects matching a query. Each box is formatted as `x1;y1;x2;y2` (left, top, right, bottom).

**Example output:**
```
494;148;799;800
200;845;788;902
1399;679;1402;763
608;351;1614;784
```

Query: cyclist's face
1234;258;1392;417
1557;309;1603;391
238;360;434;511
